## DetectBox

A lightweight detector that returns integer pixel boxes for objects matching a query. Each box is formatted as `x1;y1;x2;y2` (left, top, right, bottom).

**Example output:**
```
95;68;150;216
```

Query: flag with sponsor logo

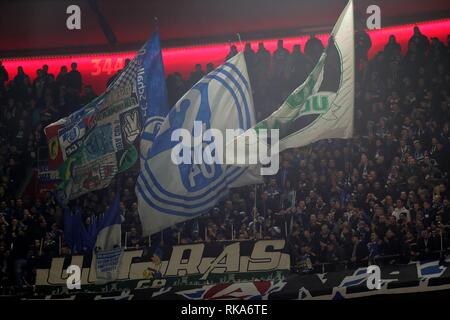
235;0;354;156
137;52;262;236
44;31;167;204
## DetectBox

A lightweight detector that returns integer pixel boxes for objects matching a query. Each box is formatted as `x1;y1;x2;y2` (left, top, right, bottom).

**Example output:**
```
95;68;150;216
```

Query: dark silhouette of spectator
12;67;30;98
107;58;131;87
0;61;9;86
355;30;372;64
33;69;47;101
66;62;82;93
272;39;290;79
304;34;324;65
188;64;204;87
408;26;430;55
346;233;369;268
243;43;256;70
166;72;185;107
290;44;307;84
254;42;271;89
384;35;402;58
226;45;238;61
56;66;69;88
206;63;214;74
42;64;54;82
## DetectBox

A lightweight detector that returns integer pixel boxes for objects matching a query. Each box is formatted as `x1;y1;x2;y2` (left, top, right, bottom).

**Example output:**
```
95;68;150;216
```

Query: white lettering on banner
113;120;123;150
166;243;205;276
248;240;284;271
35;241;290;286
136;67;146;115
199;242;240;280
135;279;167;289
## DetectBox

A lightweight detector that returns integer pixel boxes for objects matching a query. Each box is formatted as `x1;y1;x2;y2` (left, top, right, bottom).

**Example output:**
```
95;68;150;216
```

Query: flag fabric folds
136;52;262;236
63;207;97;254
94;192;122;251
94;192;123;282
63;193;123;282
247;0;354;153
44;31;168;204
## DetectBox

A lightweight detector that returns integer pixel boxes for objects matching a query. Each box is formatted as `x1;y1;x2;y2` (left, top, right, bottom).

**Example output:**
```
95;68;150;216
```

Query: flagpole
290;212;294;235
285;221;288;239
236;33;244;52
253;185;257;239
124;232;128;249
290;191;295;234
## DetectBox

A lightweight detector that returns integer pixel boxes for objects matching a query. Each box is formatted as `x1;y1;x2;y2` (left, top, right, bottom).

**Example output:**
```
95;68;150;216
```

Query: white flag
241;0;354;154
136;53;262;236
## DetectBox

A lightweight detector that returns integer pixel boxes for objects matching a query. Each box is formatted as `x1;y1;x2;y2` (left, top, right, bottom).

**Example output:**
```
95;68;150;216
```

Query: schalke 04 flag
44;31;168;204
137;52;262;236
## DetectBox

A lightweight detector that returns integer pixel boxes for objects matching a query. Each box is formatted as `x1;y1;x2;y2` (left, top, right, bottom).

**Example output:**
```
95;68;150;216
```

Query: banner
35;240;290;288
242;0;354;154
44;31;168;203
136;52;262;236
95;247;124;283
29;258;450;300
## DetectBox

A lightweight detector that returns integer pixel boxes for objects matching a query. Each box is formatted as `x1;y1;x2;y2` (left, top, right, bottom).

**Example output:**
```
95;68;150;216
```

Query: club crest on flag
137;53;262;235
140;116;166;162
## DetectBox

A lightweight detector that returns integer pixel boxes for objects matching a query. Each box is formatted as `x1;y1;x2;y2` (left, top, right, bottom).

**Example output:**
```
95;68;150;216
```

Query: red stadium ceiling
0;0;449;55
2;18;449;95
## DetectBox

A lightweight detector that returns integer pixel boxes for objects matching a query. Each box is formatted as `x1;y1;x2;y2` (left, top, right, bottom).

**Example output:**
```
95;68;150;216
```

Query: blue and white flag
417;260;447;279
63;207;96;254
45;30;168;204
137;52;262;236
137;30;169;165
95;192;121;251
94;192;123;282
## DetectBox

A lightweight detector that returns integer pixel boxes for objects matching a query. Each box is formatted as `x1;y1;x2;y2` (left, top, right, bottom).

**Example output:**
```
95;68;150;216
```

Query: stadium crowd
0;26;450;286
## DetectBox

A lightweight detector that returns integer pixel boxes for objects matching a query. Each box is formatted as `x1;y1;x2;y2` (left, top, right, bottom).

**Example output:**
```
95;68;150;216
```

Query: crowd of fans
0;26;450;286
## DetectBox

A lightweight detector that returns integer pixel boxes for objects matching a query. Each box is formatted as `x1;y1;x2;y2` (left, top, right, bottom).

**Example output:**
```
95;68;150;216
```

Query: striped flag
136;53;262;236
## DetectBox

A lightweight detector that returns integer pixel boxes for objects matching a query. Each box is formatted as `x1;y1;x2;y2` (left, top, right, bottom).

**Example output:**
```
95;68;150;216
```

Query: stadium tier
0;0;449;304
